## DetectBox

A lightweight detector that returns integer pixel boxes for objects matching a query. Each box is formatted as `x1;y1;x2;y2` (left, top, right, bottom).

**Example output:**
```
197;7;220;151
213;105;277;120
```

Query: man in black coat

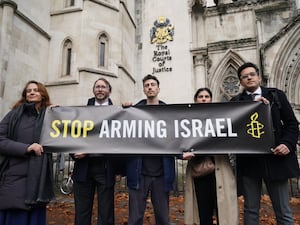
72;78;116;225
231;62;299;225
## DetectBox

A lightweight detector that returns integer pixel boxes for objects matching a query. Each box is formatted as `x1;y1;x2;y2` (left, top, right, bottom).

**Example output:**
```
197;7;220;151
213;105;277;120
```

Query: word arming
50;118;237;139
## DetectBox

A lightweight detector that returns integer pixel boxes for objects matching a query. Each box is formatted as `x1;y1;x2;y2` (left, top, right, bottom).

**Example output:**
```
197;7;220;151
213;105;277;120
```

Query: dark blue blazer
125;99;176;192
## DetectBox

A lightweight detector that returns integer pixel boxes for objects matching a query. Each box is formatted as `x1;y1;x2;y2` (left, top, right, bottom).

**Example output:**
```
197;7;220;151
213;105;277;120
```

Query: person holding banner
72;78;117;225
184;88;239;225
0;80;55;225
231;62;299;225
125;74;175;225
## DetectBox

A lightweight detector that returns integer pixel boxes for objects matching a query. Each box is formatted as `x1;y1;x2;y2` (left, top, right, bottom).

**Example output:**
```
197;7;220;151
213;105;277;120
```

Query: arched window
98;34;109;68
65;0;75;7
220;66;240;101
62;39;72;76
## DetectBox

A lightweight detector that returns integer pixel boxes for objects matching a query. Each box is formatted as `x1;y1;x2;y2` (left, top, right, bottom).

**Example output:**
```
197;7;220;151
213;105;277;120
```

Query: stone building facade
0;0;299;122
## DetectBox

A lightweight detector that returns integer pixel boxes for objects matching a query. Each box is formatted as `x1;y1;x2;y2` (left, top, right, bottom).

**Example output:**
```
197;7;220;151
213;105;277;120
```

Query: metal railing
52;153;187;195
53;151;300;197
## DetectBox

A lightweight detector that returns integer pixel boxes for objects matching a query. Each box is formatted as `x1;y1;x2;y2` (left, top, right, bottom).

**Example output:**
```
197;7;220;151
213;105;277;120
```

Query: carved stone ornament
150;16;174;44
188;0;206;9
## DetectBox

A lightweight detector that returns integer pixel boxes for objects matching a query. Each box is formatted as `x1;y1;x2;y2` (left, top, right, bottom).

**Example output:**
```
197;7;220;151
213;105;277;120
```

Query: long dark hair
193;87;212;102
12;80;51;110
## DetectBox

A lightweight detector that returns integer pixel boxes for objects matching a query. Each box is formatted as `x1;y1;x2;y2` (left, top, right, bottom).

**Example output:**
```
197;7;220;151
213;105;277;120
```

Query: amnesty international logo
247;112;265;138
150;16;174;44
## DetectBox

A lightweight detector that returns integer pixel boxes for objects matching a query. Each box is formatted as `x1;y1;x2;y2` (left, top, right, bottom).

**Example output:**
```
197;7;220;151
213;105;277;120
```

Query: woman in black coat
0;80;55;225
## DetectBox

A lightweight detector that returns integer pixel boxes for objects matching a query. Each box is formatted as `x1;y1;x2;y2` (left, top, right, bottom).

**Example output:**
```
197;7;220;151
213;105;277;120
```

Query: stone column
0;0;16;115
193;54;207;89
0;1;16;96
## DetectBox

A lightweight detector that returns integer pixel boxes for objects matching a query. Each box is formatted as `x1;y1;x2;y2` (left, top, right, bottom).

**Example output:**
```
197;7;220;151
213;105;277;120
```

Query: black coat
0;103;54;210
231;87;299;181
71;97;125;185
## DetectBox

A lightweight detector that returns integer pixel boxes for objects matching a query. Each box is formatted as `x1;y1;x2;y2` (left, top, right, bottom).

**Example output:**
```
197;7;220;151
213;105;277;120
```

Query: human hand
74;153;87;159
272;144;290;156
115;175;122;182
122;102;133;108
27;143;43;156
255;97;269;105
49;104;59;108
183;152;195;160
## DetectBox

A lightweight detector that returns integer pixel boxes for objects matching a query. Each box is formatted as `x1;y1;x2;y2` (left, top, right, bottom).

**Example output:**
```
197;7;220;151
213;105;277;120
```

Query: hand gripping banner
40;102;275;154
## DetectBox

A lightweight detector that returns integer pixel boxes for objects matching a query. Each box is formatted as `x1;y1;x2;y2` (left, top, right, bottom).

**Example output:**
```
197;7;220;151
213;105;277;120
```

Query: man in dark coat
231;62;299;225
72;78;116;225
125;74;175;225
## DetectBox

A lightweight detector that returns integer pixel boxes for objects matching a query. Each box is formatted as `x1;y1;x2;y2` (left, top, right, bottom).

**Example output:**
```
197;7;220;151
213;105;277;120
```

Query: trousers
73;161;114;225
194;172;218;225
128;175;169;225
243;176;294;225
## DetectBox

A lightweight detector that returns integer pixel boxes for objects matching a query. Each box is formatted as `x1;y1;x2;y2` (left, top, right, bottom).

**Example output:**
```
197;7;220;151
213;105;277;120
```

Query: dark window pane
66;48;72;75
100;42;105;67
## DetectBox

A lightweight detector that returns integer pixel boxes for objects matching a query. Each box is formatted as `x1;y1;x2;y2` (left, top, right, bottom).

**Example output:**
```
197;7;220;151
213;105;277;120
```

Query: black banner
40;102;275;154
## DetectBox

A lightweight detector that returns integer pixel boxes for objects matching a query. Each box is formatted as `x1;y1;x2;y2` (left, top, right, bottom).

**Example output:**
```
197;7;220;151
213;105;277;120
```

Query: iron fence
53;151;300;198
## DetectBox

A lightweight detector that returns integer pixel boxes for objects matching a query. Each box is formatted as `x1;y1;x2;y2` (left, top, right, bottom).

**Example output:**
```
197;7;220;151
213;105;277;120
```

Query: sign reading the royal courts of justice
150;16;174;74
40;102;275;155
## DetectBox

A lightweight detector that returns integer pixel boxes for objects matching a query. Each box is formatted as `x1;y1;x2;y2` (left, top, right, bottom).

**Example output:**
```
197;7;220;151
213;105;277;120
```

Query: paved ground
47;193;300;225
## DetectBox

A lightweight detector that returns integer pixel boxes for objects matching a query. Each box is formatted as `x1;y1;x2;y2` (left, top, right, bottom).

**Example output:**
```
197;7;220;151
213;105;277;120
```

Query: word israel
99;118;237;138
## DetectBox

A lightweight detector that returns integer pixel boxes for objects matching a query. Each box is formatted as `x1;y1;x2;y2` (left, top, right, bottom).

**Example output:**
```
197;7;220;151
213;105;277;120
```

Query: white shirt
246;87;262;100
95;100;109;106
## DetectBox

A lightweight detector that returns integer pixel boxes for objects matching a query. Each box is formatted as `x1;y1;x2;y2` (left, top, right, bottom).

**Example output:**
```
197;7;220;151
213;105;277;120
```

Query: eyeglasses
94;85;108;90
240;72;257;80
